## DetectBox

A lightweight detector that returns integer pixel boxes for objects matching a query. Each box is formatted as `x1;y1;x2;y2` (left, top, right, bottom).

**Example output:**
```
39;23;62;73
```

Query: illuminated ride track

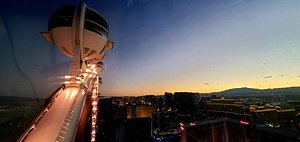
17;3;113;142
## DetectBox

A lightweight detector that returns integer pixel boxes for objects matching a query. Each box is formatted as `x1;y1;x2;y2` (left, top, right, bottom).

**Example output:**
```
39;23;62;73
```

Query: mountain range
207;86;300;96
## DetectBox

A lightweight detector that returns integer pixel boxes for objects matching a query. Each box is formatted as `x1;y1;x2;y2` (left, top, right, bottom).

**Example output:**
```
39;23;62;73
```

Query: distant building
111;97;127;120
98;98;113;120
287;101;300;111
278;108;296;128
164;92;174;110
155;96;164;111
112;97;124;106
98;97;127;120
152;111;177;130
199;96;210;112
144;95;156;106
127;97;137;105
127;105;156;119
205;98;248;120
174;92;199;114
250;103;296;127
250;104;280;126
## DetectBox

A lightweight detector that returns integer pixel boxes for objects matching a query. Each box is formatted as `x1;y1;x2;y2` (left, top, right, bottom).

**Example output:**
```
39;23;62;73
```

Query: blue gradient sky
1;0;300;97
99;0;300;96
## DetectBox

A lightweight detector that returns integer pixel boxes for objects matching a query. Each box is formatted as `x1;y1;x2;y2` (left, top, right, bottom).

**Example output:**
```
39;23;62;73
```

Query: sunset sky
1;0;300;97
99;0;300;96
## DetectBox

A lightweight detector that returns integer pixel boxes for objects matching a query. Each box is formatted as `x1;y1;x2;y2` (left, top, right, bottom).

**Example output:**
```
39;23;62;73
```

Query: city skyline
1;1;300;141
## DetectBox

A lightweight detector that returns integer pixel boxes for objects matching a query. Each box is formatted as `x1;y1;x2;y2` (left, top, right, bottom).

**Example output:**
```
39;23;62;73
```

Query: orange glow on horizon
102;78;300;96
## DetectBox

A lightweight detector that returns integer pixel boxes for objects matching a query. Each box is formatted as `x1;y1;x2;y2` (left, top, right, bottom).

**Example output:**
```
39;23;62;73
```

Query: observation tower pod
42;3;113;88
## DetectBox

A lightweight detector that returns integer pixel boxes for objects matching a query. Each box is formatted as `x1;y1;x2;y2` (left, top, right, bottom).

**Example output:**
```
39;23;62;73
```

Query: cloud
203;83;210;85
265;76;272;79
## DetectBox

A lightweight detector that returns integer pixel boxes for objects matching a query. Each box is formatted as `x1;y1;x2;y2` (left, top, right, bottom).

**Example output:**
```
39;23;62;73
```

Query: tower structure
42;3;113;87
18;3;113;142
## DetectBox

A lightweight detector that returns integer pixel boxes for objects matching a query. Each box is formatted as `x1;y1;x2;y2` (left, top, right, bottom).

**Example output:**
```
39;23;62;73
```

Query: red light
180;126;185;131
240;120;249;125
